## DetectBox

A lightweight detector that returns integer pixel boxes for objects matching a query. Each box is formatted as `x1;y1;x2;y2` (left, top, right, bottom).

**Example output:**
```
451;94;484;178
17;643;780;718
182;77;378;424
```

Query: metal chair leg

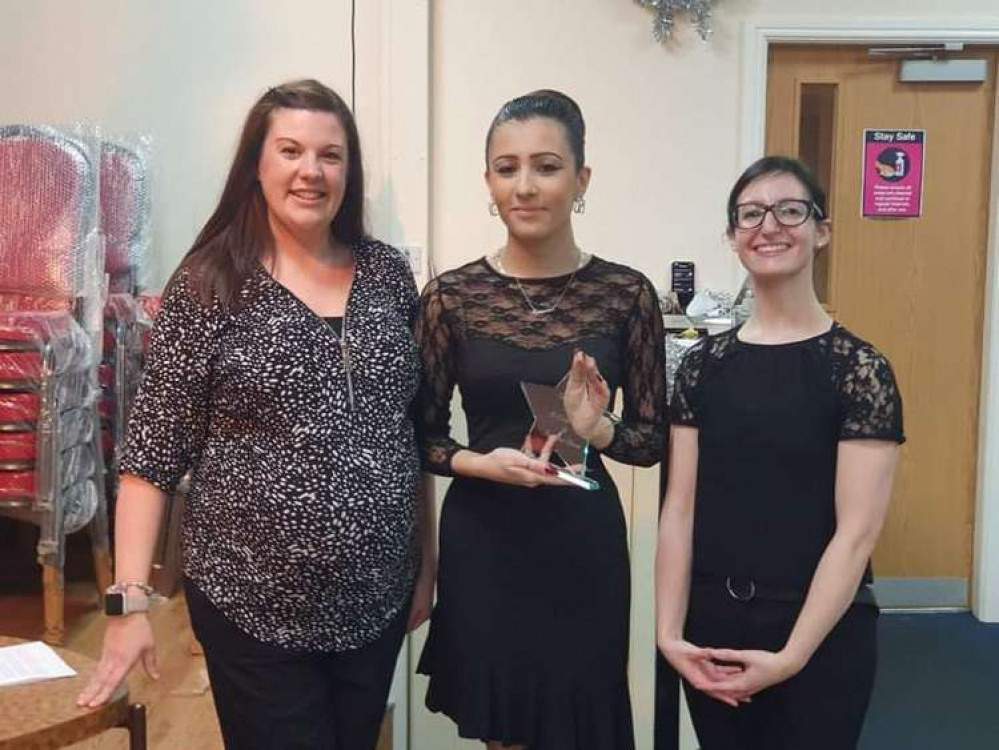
89;410;114;598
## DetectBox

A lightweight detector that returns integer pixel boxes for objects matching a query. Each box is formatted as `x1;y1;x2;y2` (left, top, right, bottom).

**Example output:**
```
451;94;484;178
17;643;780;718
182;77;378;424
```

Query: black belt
692;572;877;607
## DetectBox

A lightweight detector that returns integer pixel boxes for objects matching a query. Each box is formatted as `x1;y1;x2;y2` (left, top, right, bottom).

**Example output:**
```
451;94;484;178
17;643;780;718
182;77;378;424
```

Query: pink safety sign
862;129;926;219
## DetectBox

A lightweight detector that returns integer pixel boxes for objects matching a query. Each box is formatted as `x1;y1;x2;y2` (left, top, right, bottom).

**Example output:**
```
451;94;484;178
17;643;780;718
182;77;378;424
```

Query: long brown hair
177;79;367;308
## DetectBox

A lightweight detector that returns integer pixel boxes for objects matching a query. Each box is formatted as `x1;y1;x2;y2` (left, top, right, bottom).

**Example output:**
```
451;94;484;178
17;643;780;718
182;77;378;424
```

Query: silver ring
725;576;756;602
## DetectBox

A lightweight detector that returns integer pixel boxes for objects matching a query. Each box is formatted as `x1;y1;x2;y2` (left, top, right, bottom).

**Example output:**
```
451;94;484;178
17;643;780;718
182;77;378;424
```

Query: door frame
371;2;431;749
739;19;999;623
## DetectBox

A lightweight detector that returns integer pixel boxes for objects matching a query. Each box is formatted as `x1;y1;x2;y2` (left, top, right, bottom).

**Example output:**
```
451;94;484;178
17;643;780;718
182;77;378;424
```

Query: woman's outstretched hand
76;614;159;708
459;431;571;488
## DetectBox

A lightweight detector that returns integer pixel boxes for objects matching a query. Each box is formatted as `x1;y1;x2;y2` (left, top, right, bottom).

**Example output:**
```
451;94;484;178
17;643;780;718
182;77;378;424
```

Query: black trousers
681;582;878;750
185;579;408;750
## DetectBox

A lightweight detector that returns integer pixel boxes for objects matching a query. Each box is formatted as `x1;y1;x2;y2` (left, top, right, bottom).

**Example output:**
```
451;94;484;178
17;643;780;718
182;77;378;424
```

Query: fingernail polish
544;465;558;476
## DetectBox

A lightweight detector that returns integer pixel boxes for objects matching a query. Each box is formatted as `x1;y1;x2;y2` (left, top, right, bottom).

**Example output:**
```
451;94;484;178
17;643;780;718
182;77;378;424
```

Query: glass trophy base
551;466;599;491
521;379;600;491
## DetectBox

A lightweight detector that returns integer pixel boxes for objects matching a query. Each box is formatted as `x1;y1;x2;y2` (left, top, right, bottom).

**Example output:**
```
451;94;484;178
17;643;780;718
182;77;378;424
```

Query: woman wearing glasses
656;156;904;749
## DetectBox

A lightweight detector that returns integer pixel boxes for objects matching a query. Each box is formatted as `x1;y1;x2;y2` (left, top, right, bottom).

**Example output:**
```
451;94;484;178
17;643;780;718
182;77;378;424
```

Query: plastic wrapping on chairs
98;362;114;390
0;124;111;645
0;125;99;300
0;410;92;465
136;294;161;353
59;443;95;491
0;351;46;383
0;311;92;383
0;393;41;424
100;138;151;294
54;371;92;411
98;395;114;421
105;294;141;347
103;294;143;410
59;407;94;448
0;432;35;463
0;312;95;516
0;470;34;502
62;479;98;534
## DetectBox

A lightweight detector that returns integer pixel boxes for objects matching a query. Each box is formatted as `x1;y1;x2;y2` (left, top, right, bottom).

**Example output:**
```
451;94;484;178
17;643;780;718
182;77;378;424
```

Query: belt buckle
725;575;756;602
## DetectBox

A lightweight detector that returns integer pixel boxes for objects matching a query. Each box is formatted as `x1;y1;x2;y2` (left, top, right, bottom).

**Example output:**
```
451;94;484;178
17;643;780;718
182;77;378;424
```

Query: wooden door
767;44;997;605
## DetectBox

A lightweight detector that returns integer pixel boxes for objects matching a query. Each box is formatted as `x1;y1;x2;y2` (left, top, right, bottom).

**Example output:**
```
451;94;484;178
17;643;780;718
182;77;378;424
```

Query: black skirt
418;469;636;750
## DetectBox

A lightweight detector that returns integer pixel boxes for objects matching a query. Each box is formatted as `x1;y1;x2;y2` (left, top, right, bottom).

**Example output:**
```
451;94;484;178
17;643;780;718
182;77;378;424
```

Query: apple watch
104;582;154;617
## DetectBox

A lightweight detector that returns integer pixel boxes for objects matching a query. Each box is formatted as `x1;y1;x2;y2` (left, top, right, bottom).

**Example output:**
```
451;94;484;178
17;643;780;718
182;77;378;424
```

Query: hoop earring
488;202;499;216
573;197;586;214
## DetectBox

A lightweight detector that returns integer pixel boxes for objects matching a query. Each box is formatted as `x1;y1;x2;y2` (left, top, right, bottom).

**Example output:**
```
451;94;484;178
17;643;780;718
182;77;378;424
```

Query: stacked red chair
101;295;142;495
101;138;150;296
0;124;112;644
100;139;153;527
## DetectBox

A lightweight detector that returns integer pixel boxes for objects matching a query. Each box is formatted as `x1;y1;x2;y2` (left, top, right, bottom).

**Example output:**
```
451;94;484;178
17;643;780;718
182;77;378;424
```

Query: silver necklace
327;254;356;412
271;251;357;411
494;248;586;316
320;314;355;412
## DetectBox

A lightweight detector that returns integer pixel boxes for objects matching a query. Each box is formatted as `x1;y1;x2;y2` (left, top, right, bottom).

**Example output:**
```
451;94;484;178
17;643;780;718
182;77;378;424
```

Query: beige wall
4;0;998;293
430;0;999;294
0;0;387;289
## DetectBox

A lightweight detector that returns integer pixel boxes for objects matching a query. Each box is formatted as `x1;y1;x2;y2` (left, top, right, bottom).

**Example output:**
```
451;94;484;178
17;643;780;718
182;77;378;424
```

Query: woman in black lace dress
415;90;667;749
656;156;904;749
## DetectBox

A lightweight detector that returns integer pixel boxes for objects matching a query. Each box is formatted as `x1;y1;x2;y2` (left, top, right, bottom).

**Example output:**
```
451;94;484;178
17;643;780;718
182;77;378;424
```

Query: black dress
415;256;667;750
669;322;905;749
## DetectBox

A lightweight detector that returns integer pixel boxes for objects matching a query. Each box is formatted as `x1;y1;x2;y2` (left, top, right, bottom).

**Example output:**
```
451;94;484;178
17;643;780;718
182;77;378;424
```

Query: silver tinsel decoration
635;0;719;42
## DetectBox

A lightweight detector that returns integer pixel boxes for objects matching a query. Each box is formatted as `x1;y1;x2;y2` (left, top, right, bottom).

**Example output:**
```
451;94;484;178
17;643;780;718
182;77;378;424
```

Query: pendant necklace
319;251;357;412
321;313;355;412
494;247;587;316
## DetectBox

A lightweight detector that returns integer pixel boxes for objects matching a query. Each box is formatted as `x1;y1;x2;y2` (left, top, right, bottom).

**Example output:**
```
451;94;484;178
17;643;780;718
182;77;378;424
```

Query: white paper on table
0;641;77;688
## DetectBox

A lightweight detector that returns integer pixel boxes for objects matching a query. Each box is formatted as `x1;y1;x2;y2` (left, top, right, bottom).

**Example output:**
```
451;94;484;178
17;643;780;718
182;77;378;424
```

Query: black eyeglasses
731;199;824;230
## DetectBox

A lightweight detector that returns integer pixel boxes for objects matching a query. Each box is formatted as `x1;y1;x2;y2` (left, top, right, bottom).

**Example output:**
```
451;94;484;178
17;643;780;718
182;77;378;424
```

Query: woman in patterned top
78;80;435;750
415;90;667;749
656;156;904;749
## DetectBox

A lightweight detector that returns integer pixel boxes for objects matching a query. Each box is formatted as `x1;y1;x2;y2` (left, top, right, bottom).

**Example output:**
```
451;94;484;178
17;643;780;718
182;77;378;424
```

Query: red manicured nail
544;465;558;476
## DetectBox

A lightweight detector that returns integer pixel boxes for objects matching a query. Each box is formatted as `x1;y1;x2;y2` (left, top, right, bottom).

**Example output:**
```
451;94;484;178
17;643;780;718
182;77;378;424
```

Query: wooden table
0;636;145;749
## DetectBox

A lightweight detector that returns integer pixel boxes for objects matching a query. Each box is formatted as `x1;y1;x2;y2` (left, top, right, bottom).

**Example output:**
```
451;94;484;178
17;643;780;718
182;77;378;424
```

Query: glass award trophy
520;376;600;491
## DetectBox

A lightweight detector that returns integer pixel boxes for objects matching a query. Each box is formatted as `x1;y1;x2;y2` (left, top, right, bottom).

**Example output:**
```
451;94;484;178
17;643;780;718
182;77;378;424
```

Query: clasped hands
659;638;804;707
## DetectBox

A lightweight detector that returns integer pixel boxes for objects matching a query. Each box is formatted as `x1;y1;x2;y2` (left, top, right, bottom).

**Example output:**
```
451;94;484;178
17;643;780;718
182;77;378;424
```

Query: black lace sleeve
669;337;706;427
838;343;905;443
120;268;222;492
601;277;667;467
414;276;466;475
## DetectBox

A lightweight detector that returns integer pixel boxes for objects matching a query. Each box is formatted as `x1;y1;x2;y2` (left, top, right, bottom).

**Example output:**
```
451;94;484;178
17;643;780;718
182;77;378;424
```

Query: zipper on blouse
320;307;354;413
340;310;355;412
